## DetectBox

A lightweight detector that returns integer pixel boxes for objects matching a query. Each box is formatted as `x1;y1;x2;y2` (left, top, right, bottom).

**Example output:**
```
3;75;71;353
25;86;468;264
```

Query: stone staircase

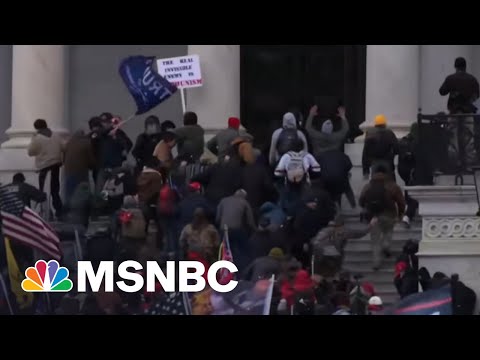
341;211;422;306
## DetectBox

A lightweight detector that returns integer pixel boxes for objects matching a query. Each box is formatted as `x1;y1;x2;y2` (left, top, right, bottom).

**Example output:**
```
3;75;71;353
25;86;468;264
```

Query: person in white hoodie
268;112;308;166
27;119;65;218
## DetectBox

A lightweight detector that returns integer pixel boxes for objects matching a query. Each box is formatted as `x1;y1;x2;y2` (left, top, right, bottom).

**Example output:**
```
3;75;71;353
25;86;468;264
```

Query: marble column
420;45;473;114
2;45;69;149
186;45;240;134
364;45;420;138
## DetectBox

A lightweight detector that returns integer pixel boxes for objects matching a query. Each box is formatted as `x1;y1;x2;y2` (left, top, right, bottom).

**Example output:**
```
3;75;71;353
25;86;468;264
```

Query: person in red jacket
280;269;315;309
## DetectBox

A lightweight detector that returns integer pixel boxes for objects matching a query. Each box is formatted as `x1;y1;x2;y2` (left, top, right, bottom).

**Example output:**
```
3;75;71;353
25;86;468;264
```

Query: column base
1;127;70;149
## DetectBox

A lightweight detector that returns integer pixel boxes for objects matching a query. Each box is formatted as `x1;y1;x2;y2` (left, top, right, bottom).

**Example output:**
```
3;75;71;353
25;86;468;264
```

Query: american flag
218;228;235;285
0;185;61;260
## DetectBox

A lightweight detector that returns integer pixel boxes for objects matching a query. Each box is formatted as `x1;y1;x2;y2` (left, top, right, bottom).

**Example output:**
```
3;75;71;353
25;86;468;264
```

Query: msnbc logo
21;260;73;292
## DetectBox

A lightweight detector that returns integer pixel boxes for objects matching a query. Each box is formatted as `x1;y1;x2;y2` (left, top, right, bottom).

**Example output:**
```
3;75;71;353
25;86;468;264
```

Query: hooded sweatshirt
269;113;308;166
305;113;349;159
27;128;65;170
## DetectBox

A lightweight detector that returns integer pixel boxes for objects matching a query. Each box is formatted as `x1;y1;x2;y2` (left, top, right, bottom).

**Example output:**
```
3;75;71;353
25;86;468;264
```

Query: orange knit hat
374;114;387;126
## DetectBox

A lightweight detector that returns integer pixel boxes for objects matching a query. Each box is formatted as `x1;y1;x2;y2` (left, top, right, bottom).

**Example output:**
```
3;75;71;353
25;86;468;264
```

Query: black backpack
277;128;299;157
364;178;388;216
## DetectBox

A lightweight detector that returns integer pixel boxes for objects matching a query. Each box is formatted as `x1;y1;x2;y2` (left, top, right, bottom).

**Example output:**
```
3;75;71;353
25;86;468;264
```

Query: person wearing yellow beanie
374;114;387;127
362;113;399;181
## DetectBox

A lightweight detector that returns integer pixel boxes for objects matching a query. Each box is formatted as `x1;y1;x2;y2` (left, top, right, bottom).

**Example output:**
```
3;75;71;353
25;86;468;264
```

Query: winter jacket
216;191;256;232
3;182;46;208
317;149;352;195
153;140;174;170
359;172;406;218
132;132;163;171
192;159;243;205
305;113;349;158
207;128;253;160
176;192;214;230
281;270;315;308
96;129;133;169
27;129;65;170
249;226;289;258
243;256;283;282
173;124;205;162
293;190;336;245
179;223;220;261
63;131;96;176
269;113;308;166
259;202;287;229
362;126;399;176
439;70;480;113
136;168;163;204
241;163;277;211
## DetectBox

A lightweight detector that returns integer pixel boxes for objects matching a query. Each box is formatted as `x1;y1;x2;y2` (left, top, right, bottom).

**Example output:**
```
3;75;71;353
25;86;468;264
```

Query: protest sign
157;55;203;89
157;55;202;113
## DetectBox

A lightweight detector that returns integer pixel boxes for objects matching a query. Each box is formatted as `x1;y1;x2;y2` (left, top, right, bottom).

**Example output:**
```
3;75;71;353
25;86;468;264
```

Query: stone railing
406;185;480;307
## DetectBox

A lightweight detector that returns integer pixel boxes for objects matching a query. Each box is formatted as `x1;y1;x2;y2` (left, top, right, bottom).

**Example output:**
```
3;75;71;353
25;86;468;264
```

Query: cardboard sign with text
157;55;202;89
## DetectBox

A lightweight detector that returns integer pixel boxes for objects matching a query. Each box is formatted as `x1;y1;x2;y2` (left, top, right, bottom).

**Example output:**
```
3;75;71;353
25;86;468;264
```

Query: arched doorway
240;45;367;152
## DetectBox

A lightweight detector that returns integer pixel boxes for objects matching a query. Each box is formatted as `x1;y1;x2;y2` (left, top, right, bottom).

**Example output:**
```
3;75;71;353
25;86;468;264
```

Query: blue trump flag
119;56;177;115
385;286;452;315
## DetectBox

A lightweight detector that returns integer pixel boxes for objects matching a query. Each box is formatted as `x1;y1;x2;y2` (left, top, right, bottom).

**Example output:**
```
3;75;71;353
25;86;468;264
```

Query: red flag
217;240;234;285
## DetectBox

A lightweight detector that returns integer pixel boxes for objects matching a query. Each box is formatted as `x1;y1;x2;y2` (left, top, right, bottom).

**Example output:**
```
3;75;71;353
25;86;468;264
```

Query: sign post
157;54;203;114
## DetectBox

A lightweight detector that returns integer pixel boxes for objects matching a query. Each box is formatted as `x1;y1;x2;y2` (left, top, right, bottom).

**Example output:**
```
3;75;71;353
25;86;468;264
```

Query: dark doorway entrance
240;45;367;152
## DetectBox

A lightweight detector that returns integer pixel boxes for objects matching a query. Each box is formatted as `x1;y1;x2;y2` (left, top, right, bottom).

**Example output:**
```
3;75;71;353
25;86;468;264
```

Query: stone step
343;255;396;265
342;220;422;231
344;251;401;263
342;269;396;284
345;240;406;252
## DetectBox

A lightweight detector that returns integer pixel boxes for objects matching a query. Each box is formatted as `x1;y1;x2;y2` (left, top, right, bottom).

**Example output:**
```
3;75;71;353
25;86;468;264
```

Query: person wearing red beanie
206;117;253;161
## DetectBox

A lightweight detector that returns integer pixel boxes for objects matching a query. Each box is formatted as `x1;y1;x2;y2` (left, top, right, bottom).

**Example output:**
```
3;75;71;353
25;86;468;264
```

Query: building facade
0;45;479;182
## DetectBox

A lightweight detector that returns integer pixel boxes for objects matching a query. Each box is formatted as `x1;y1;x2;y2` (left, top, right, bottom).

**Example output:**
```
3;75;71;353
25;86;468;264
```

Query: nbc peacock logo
21;260;73;292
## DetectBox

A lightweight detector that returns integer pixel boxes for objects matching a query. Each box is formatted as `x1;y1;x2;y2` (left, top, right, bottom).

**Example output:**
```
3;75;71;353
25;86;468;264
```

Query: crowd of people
10;101;420;315
3;56;480;315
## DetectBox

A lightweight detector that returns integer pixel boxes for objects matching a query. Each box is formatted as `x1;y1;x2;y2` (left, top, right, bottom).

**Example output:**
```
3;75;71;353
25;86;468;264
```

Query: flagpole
180;88;186;114
311;255;315;277
115;114;136;129
223;225;233;263
262;275;275;315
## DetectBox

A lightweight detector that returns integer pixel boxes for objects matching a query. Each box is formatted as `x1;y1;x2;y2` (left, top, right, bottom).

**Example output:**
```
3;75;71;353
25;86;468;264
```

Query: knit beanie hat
228;117;241;129
374;114;387;126
269;247;285;259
